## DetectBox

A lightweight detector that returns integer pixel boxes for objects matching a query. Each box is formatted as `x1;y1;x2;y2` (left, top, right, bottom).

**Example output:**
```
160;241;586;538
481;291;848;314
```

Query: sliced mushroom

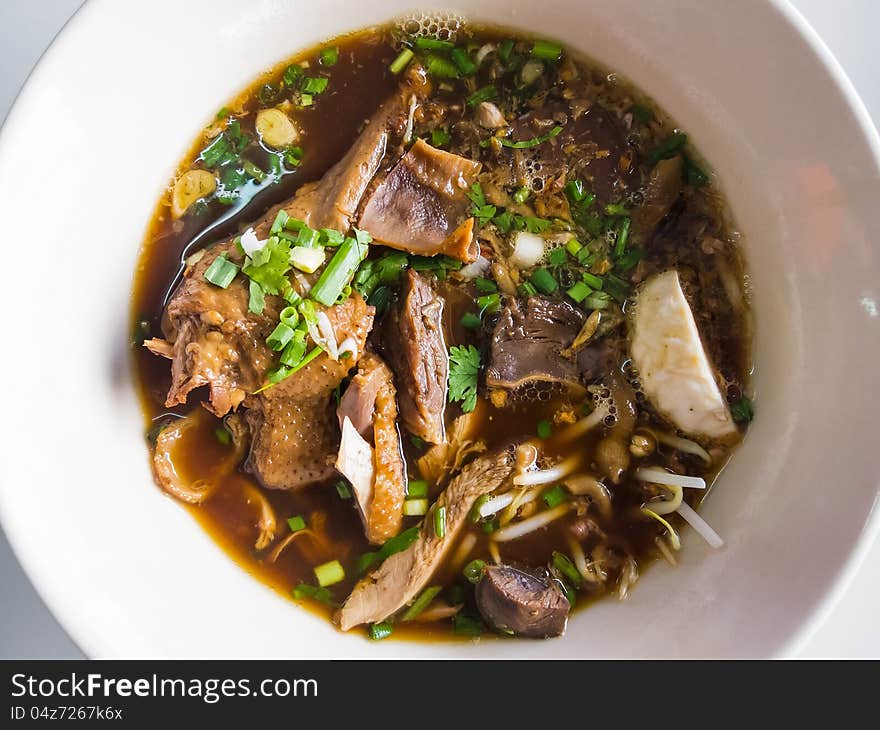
475;563;569;638
255;108;299;149
171;169;216;219
476;101;507;129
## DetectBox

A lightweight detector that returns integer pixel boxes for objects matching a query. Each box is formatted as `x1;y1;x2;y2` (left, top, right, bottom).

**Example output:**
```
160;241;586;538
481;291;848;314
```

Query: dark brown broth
131;23;750;641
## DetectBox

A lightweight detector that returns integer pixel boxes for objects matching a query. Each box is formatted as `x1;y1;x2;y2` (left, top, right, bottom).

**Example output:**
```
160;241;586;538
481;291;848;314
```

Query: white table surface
0;0;877;659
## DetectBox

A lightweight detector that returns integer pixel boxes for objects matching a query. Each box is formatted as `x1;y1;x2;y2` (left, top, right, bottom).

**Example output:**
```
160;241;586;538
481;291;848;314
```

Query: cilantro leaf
242;236;292;295
448;345;481;413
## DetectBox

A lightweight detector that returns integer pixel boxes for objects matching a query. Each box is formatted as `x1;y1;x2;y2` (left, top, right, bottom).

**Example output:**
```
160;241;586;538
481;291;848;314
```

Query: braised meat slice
475;564;569;638
629;156;683;247
335;352;407;544
486;296;601;401
336;448;514;630
381;270;448;445
244;294;375;490
358;139;482;262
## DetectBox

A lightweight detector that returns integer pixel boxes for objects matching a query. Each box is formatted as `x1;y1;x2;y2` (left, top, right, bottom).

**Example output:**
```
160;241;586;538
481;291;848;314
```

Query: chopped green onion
529;267;559;295
278;335;309;368
292;583;334;605
424;54;460;78
369;622;393;640
467;85;498;107
402;586;443;621
460;312;482;329
320;46;339;66
453;613;484;636
646;132;688;165
463;559;486;584
283;64;304;86
518;280;538;297
730;396;754;423
552;551;582;586
358;526;419;574
279;306;299;328
542;484;568;508
430;128;451;147
311;236;368;306
214;427;231;446
266;322;294;351
216;106;230;119
498;39;514;61
469;495;490;523
477;292;500;314
537;419;553;439
287;515;306;533
300;93;313;107
434;506;447;539
451;47;477;75
582;272;604;289
302;77;329;95
403;498;428;516
270;209;289;235
481;519;499;534
248;279;266;314
513;186;531;204
265;364;291;384
242;159;267;183
414;36;455;51
605;202;628;217
564;179;587;203
498;125;563;149
613;218;631;258
548;247;568;266
407;479;429;498
314;559;345;587
583;294;610;310
203;253;239;289
566;281;591;303
474;277;498;294
531;39;563;61
604;273;630;303
335;479;352;499
320;228;345;246
615;246;646;272
389;48;414;74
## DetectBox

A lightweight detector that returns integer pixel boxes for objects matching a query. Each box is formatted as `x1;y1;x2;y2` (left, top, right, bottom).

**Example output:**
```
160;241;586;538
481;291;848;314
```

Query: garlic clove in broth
255;108;299;149
171;169;216;218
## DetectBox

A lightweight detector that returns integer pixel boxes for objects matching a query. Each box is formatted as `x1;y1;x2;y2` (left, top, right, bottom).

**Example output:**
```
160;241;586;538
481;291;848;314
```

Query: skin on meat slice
629;269;737;441
381;270;448;445
244;294;375;490
358;139;482;262
336;448;514;630
336;353;407;544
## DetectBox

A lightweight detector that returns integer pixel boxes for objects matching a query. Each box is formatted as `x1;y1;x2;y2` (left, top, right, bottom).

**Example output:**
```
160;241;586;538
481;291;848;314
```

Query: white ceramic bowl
1;0;879;658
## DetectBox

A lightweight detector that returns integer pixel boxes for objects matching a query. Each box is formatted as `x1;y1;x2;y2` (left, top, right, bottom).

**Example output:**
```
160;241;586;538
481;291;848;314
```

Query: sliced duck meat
475;563;569;638
147;71;428;417
506;101;638;205
244;293;375;490
335;352;407;544
629;155;683;247
358;139;482;262
336;448;514;630
381;270;448;445
486;296;602;401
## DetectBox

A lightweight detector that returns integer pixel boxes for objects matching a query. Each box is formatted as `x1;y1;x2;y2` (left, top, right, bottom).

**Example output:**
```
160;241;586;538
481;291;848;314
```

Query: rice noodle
458;255;491;280
513;454;580;486
492;502;573;542
677;502;725;549
558;400;611;443
403;93;417;145
617;557;639;600
488;540;502;564
646;428;712;464
635;467;706;490
498;486;540;526
315;311;339;360
565;533;593;583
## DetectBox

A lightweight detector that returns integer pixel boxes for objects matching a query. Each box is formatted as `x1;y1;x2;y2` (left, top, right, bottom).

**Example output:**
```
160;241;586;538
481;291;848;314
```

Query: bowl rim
1;0;879;658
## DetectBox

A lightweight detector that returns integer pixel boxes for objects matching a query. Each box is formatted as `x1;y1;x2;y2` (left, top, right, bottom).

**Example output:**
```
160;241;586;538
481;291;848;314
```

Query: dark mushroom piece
475;563;570;638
